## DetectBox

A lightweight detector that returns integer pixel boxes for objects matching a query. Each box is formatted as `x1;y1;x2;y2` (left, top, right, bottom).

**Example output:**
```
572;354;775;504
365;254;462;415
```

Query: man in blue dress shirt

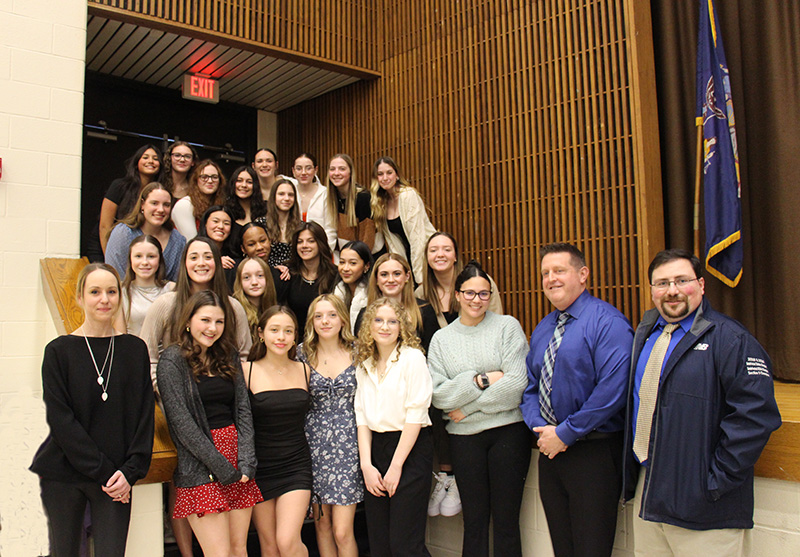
520;243;632;557
623;249;780;556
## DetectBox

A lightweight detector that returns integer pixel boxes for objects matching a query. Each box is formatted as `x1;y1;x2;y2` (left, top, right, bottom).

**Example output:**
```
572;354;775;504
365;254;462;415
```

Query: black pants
429;406;452;467
40;477;132;557
364;428;433;557
449;421;532;557
538;432;623;557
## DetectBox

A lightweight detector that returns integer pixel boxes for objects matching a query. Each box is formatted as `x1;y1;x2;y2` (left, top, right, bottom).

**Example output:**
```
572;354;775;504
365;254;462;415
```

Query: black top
387;217;412;265
197;374;235;429
248;361;313;500
279;273;325;324
337;190;373;221
105;178;138;220
30;334;155;485
354;298;441;354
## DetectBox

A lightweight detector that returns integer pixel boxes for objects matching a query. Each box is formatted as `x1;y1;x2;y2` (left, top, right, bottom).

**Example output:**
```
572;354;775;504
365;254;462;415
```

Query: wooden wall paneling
276;0;663;334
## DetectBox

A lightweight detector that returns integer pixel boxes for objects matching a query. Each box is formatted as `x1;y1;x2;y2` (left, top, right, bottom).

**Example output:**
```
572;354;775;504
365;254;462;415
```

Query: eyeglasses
199;174;220;182
459;289;492;301
651;277;699;292
294;165;315;173
171;153;193;161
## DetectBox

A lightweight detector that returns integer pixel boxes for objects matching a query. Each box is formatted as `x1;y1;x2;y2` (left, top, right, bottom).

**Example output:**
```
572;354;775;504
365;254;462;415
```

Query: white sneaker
439;477;462;517
428;472;448;516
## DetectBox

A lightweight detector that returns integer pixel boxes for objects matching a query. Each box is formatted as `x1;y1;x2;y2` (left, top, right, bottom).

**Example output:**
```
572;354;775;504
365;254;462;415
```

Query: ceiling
85;15;361;113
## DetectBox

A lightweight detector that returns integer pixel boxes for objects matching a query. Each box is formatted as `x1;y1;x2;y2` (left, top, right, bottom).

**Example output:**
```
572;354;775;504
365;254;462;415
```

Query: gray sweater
427;311;529;435
157;345;257;487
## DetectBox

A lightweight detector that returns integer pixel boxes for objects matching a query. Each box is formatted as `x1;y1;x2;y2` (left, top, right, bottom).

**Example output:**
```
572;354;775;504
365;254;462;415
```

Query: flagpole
693;123;703;258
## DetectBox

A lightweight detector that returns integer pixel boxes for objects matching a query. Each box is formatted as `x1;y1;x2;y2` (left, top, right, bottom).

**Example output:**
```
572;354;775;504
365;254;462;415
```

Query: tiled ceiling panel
85;15;361;112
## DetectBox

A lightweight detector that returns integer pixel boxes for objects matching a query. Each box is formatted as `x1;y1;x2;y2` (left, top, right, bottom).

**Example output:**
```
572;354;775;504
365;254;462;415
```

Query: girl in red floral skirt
157;290;262;557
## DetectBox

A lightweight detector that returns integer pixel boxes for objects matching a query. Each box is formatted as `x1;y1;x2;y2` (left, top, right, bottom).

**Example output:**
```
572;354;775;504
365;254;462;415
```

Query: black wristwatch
476;372;490;390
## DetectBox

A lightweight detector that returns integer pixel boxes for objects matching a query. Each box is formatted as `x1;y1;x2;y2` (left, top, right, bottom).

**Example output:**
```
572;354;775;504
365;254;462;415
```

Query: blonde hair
302;294;355;367
354;298;421;367
233;257;278;343
367;253;422;331
76;263;122;320
325;154;361;228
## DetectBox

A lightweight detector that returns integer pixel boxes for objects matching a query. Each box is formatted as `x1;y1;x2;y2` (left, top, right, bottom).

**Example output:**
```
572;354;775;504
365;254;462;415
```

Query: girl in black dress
246;306;312;557
280;221;338;323
30;263;154;556
225;165;267;247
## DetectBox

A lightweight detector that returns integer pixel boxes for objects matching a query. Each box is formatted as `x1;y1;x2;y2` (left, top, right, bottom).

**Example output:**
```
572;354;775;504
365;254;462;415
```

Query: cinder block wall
0;0;86;554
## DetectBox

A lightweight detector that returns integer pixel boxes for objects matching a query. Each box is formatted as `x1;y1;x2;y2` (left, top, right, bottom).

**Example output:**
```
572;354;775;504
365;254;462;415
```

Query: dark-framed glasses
459;289;491;301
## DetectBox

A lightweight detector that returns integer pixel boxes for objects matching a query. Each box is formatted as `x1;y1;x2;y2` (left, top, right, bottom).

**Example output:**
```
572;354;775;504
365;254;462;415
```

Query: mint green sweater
427;311;529;435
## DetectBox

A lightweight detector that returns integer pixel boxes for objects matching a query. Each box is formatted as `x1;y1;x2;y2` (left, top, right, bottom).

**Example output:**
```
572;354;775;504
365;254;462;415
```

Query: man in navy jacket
624;249;781;556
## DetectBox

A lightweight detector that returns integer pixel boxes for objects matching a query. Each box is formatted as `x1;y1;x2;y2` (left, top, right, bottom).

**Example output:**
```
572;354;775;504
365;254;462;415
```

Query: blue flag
696;0;742;287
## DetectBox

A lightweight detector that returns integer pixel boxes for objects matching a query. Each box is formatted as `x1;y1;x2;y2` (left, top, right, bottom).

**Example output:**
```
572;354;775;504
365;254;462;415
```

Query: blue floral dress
302;355;364;506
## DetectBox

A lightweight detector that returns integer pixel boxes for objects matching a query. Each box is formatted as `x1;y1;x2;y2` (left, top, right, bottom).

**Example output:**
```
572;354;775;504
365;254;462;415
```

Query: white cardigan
333;280;369;334
171;196;198;240
290;178;337;252
382;187;437;284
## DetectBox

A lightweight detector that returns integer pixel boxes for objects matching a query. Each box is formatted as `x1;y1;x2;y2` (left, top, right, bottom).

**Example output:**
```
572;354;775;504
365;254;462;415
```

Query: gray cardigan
157;345;257;487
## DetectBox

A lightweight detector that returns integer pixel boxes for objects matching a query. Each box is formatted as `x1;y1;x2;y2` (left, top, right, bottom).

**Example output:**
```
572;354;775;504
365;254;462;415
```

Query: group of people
30;142;781;557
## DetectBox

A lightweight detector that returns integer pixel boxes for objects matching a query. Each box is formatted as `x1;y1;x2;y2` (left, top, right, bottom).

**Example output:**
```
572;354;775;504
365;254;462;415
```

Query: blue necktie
539;312;569;425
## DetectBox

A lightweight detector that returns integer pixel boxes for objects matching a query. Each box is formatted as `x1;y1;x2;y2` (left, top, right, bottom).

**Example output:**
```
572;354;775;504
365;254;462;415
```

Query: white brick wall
0;0;87;554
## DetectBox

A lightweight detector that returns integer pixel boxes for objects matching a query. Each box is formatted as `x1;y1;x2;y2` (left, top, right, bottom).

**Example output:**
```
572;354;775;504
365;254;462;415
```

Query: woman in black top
258;178;302;268
225;165;267;249
99;144;162;253
279;221;338;323
30;263;154;556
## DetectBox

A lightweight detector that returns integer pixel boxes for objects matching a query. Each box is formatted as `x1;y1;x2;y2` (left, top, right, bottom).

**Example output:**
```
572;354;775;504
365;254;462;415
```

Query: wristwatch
476;372;490;390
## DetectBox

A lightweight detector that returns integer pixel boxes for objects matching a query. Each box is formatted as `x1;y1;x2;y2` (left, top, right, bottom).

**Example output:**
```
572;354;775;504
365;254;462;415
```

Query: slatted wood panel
278;0;663;333
88;0;379;72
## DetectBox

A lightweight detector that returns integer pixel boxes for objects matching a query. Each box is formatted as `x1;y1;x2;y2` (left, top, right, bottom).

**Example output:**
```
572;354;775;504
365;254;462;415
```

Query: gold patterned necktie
633;323;680;462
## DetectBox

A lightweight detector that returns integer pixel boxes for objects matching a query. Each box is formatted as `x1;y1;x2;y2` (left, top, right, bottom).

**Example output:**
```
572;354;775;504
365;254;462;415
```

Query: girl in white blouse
354;298;432;556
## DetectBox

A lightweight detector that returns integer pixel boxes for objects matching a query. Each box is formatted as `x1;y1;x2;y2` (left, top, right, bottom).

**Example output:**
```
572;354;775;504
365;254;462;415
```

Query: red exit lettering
190;76;215;98
183;74;219;104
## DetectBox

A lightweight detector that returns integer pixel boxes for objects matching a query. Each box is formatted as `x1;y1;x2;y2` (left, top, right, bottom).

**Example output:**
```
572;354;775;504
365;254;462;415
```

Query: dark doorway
81;71;259;259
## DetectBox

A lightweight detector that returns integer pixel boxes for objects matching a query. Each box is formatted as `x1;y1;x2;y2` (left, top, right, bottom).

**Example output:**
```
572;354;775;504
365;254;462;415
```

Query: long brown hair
177;291;238;380
367;253;422;331
233;257;277;343
172;237;234;340
287;221;338;294
161;141;198;194
264;178;301;243
302;294;355;367
121;234;168;317
187;160;226;220
120;182;175;230
248;305;299;361
420;231;463;315
354;298;421;367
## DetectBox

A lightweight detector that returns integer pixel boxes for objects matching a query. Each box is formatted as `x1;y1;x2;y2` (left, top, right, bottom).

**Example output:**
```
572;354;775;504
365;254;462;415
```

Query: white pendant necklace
83;330;115;401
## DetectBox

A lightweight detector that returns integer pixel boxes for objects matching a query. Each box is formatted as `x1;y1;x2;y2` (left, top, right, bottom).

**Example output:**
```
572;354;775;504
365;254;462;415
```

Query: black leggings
364;428;433;557
449;421;532;557
40;477;132;557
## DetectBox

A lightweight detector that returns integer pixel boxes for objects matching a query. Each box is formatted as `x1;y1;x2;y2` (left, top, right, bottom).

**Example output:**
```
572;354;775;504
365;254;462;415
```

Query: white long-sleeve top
171;196;199;240
292;178;337;252
355;345;432;432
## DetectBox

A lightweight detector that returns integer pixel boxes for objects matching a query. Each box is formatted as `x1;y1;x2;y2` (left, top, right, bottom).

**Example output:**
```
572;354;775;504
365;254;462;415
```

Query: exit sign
182;74;219;104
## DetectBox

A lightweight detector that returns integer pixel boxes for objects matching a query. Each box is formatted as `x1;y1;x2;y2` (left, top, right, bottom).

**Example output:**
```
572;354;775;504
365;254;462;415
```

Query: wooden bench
40;257;176;484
